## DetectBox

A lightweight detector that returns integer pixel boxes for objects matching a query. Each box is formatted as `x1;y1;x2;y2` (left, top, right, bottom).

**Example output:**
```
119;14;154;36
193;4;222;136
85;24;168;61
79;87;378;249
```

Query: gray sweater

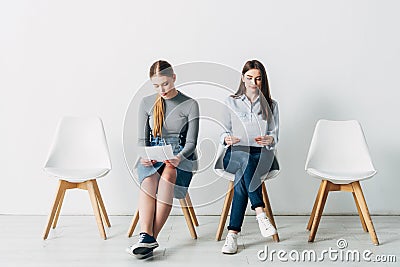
138;91;199;158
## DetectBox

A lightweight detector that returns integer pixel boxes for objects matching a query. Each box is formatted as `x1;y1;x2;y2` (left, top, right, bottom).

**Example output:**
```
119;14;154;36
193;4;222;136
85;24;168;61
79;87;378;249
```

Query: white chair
43;116;112;240
214;144;280;242
127;150;200;239
305;119;379;245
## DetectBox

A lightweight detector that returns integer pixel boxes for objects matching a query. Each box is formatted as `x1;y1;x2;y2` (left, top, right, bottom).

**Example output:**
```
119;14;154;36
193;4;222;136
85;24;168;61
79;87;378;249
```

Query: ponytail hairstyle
233;60;273;121
149;60;175;137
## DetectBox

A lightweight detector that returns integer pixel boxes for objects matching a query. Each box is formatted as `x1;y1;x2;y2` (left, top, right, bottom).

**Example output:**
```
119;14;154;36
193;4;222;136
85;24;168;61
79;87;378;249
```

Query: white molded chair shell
305;120;376;184
44;116;112;182
213;143;280;181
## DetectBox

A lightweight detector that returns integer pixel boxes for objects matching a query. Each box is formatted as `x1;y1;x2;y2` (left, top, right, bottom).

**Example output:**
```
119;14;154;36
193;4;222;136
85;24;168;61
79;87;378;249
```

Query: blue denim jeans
223;146;272;232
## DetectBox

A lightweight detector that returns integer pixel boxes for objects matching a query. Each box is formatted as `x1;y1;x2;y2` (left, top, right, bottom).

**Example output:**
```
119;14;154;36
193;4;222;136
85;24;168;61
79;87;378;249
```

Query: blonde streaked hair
149;60;175;137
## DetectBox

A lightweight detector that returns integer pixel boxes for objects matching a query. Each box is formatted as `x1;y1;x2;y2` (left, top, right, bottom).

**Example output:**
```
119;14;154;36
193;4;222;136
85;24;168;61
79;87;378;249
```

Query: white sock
256;212;266;220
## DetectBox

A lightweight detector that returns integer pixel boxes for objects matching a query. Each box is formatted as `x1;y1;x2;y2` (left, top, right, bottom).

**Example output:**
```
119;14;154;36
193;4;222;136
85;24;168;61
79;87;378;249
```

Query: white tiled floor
1;215;399;266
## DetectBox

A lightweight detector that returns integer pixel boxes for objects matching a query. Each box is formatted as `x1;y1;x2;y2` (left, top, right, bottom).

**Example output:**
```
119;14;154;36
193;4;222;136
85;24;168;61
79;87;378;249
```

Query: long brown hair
233;60;273;120
149;60;174;137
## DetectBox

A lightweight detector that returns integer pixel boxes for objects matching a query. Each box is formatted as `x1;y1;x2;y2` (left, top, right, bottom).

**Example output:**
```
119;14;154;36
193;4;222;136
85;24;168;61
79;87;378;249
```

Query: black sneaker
126;232;159;258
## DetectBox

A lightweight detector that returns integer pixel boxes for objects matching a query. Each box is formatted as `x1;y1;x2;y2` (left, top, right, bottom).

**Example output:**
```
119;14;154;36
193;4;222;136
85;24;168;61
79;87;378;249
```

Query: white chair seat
44;116;112;183
305;119;377;184
44;167;110;182
306;168;376;184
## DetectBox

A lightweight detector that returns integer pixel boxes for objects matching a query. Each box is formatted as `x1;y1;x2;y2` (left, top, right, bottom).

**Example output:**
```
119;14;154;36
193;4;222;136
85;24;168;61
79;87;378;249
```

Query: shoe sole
132;246;156;256
136;249;154;259
261;230;277;238
126;242;159;258
222;250;237;254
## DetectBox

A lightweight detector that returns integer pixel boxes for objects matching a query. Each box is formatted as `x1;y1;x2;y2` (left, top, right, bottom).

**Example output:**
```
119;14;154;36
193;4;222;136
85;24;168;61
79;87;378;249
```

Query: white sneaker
257;215;277;237
221;232;238;254
126;232;158;259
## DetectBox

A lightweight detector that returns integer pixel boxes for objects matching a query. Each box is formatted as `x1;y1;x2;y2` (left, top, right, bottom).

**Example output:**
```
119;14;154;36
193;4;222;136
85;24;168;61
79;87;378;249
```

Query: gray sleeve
178;100;199;159
137;99;151;147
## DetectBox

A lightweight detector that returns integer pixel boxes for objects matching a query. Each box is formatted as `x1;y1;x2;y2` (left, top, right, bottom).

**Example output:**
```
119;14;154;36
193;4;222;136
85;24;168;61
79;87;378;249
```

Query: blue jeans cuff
251;202;265;210
227;226;241;232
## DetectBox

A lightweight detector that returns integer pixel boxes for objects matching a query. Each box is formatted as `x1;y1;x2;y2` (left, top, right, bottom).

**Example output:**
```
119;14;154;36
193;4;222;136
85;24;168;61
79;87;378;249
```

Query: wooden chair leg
86;180;107;240
52;187;66;229
352;192;368;232
308;180;329;242
261;183;276;228
179;198;197;239
307;182;324;230
351;181;379;245
92;180;111;228
216;181;234;241
43;180;67;240
185;193;199;227
127;210;140;237
261;182;279;242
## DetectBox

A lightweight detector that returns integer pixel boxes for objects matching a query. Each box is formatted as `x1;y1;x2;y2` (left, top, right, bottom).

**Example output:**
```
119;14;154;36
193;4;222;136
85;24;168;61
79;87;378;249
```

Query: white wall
1;0;400;216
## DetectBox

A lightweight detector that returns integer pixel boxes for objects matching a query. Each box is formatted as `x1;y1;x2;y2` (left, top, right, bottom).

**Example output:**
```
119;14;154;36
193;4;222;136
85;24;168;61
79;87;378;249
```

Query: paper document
233;120;267;147
139;145;175;161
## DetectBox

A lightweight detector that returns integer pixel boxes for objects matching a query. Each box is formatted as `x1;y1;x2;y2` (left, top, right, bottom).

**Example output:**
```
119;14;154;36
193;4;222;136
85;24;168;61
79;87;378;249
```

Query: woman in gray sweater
127;60;199;258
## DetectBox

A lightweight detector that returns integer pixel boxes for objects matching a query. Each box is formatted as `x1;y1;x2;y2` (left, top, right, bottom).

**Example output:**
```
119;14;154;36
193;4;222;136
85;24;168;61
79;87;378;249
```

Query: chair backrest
44;116;111;170
213;144;227;170
305;119;375;175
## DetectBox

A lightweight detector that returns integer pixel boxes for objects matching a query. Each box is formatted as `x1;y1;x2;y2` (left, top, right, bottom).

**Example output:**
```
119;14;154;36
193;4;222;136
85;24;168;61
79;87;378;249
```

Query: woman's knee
161;166;177;183
141;173;159;187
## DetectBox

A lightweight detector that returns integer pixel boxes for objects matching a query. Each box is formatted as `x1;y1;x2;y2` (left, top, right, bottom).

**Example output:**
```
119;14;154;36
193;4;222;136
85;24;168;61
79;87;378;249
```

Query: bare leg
138;173;159;236
153;166;177;238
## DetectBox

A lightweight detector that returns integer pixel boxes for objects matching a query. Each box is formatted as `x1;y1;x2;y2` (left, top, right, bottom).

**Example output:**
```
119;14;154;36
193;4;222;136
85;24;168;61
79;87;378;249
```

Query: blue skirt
136;137;195;199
